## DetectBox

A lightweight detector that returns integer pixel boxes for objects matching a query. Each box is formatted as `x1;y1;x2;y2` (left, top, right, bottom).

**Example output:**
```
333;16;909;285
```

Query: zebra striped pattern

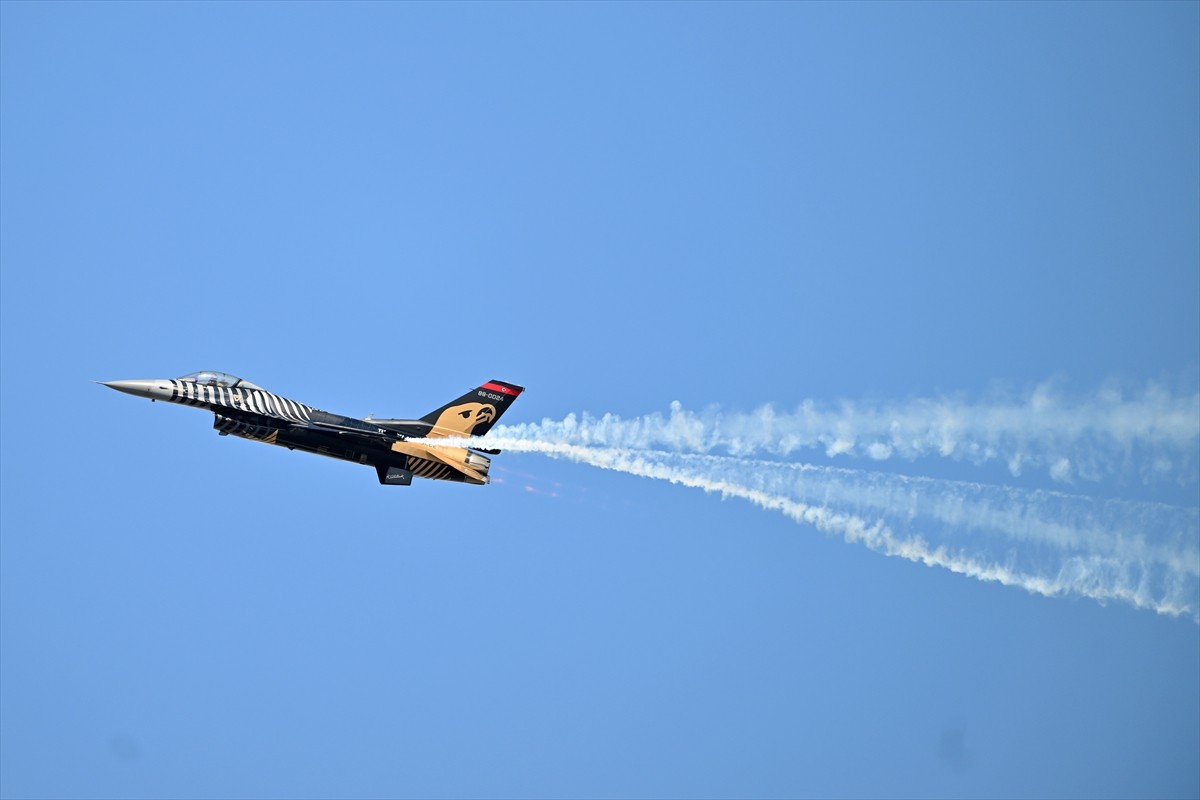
406;458;454;481
169;379;313;423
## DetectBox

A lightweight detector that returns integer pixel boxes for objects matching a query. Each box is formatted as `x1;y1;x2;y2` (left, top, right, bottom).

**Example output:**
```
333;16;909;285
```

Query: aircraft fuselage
100;374;521;485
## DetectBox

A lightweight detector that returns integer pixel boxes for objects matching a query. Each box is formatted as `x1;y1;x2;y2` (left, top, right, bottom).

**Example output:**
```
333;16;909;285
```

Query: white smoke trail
421;437;1200;620
413;382;1200;619
493;381;1199;487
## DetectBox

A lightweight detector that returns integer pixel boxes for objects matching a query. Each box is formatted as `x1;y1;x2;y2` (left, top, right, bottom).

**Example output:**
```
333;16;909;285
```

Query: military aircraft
99;371;524;485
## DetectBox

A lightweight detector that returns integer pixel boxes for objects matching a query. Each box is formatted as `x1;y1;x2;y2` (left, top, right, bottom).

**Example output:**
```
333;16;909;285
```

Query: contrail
413;382;1200;620
493;381;1200;487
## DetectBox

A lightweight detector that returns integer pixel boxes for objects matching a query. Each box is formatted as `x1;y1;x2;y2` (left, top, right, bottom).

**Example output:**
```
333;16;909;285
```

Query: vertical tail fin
420;380;524;438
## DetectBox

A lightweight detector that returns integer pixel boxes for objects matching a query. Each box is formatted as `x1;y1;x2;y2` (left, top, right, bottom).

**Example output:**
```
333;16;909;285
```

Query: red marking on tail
482;382;522;396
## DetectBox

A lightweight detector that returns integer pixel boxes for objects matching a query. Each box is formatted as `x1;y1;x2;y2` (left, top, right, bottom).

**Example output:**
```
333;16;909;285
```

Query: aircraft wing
294;416;489;484
243;416;487;483
303;417;396;440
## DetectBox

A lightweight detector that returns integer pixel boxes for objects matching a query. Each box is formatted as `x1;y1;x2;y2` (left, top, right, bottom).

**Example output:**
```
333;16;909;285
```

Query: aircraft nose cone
99;379;161;399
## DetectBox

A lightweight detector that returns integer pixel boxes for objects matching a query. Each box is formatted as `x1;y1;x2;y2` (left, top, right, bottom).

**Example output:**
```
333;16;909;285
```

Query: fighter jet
99;371;524;485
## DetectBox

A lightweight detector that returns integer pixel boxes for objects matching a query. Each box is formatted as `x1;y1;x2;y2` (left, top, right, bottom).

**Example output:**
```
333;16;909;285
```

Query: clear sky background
2;3;1198;799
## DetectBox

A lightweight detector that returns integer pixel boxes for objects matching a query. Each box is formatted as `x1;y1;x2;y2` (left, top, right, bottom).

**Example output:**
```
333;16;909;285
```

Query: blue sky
2;2;1197;799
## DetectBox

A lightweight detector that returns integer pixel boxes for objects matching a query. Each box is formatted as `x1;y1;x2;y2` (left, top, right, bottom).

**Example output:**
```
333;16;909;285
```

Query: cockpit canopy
177;371;263;390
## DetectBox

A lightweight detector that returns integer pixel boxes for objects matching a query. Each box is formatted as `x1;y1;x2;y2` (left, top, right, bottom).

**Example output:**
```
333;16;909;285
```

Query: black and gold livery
99;372;524;486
